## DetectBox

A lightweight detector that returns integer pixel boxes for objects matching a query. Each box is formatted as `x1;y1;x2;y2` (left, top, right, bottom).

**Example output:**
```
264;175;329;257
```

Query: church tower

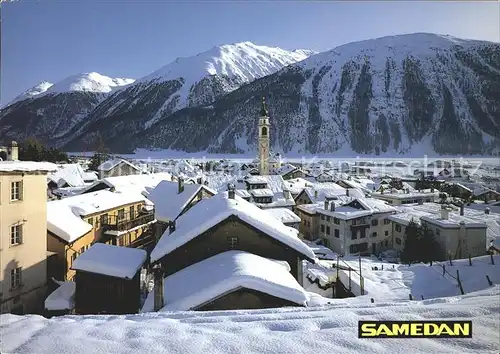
258;97;270;175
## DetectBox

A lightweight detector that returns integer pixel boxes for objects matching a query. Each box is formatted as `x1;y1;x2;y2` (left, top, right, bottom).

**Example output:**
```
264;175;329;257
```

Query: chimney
330;202;335;212
314;190;318;198
153;265;164;311
324;200;329;210
460;204;464;216
440;205;449;220
485;207;490;215
10;141;19;161
346;189;350;197
228;183;235;199
178;177;184;194
169;220;176;234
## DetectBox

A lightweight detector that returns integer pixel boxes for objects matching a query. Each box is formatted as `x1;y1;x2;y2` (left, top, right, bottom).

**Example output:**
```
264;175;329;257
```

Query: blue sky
2;0;499;105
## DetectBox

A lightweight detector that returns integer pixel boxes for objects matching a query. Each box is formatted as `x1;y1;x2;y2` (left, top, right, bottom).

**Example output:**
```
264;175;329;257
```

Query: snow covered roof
315;197;396;220
0;161;57;173
302;183;347;202
148;180;216;222
273;164;298;176
250;188;274;197
264;208;301;224
372;190;439;200
246;176;268;184
47;190;147;243
87;173;173;196
44;280;75;311
97;158;141;172
143;251;309;312
71;243;147;279
48;164;87;187
150;192;316;263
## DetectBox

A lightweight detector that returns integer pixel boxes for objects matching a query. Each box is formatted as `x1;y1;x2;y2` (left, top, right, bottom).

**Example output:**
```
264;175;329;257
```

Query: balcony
104;212;155;232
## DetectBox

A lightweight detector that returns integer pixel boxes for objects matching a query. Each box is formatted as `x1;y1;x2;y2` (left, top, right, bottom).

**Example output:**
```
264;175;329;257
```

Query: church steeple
258;96;270;175
260;96;269;117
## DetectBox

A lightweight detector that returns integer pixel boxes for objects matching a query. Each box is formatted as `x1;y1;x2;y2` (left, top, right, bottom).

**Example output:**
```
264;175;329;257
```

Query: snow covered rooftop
0;161;57;173
148;180;216;222
250;188;274;197
372;190;439;200
71;243;147;279
47;190;147;243
142;251;309;312
246;176;268;184
264;208;301;224
97;158;140;172
315;198;396;220
48;164;87;187
44;280;75;311
150;192;315;263
84;172;173;196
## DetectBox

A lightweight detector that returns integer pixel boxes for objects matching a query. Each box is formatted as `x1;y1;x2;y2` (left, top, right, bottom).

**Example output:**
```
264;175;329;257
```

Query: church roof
260;96;269;117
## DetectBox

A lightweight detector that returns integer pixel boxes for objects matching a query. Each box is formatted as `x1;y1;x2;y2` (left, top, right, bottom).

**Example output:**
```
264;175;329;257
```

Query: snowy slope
122;33;498;156
58;43;316;149
44;72;135;95
6;81;53;107
0;73;135;142
2;286;499;353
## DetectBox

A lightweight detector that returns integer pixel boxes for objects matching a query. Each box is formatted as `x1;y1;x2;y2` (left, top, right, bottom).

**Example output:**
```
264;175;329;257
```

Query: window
100;214;109;225
371;219;378;226
10;181;22;201
261;127;267;136
228;236;238;249
384;230;389;236
326;216;331;222
395;224;402;232
118;209;125;221
334;229;340;238
321;224;325;233
384;219;390;225
79;247;85;254
384;240;388;247
307;220;311;226
351;232;357;240
326;226;331;235
395;238;402;245
334;218;340;225
436;229;440;236
371;232;377;237
360;230;366;238
321;215;325;220
129;205;135;219
10;225;22;245
11;267;22;288
88;218;94;227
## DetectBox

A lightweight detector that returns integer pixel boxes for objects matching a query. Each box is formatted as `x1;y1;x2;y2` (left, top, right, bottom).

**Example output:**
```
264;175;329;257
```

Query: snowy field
2;255;500;353
1;286;499;354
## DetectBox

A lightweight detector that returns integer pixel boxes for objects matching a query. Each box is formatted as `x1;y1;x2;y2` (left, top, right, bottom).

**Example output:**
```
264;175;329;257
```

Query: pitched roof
71;243;147;279
0;161;57;172
142;251;309;312
148;180;216;222
150;192;316;263
97;158;141;172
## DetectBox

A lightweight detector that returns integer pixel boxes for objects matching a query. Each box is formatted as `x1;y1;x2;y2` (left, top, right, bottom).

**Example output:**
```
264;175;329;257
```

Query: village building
97;158;142;178
273;163;305;180
388;202;491;259
0;141;19;161
371;190;439;205
264;208;301;230
314;198;396;255
142;251;309;312
0;161;57;314
149;189;316;284
80;172;173;196
46;190;155;281
71;243;147;315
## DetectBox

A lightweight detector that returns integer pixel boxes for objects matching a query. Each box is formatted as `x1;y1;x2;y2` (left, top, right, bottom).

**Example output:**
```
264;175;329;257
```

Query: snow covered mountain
74;32;496;156
55;42;315;150
0;73;135;143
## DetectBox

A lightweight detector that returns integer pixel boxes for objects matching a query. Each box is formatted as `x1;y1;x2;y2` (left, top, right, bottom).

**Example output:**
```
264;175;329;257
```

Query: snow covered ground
2;286;499;353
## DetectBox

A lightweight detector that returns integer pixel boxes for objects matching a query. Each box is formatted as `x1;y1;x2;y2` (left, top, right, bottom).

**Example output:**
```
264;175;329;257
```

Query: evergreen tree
401;219;420;263
88;134;110;172
420;223;442;262
18;138;68;162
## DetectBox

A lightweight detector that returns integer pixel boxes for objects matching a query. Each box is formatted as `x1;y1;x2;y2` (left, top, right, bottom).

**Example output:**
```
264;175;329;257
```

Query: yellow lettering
410;323;424;336
424;323;440;335
360;323;378;337
392;324;410;336
376;324;394;336
455;323;470;336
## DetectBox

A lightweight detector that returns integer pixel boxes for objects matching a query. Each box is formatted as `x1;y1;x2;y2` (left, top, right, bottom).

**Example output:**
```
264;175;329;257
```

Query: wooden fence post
360;276;364;295
442;264;445;276
348;267;352;291
409;294;413;300
421;295;424;300
486;275;493;286
469;255;472;266
491;254;495;265
457;270;465;295
449;255;453;266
